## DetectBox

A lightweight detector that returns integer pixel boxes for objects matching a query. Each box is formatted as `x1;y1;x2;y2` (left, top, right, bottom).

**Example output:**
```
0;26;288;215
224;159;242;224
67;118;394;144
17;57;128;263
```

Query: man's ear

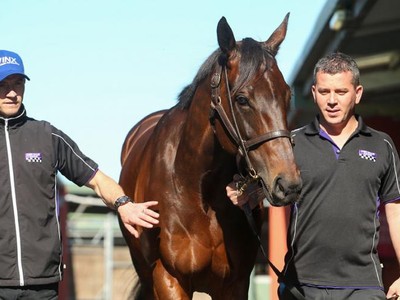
311;85;317;103
355;85;363;104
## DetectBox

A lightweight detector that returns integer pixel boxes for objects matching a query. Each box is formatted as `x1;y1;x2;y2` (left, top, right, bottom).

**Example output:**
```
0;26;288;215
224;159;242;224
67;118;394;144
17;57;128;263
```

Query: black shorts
279;283;386;300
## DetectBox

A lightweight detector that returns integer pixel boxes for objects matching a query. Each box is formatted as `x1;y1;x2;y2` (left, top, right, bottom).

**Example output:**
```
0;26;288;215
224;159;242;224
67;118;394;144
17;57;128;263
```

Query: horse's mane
177;50;220;109
177;38;274;109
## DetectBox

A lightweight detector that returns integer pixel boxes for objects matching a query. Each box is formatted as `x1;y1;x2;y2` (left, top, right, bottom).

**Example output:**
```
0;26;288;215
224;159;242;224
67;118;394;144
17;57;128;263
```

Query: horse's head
210;14;302;206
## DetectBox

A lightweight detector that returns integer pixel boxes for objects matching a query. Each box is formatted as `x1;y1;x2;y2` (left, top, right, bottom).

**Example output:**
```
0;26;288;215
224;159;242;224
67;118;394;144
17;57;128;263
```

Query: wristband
114;195;133;209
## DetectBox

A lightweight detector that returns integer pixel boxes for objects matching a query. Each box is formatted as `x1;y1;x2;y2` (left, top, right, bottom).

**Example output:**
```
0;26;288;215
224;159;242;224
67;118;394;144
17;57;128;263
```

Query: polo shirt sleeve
380;134;400;204
51;126;99;186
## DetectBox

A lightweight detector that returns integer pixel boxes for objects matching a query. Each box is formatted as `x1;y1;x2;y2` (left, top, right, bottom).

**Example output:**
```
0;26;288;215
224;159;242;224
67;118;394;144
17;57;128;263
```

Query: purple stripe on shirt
319;129;340;159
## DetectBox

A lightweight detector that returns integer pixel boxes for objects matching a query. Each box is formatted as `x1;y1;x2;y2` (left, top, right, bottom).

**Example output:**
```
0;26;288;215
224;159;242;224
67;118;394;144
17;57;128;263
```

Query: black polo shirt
283;115;400;289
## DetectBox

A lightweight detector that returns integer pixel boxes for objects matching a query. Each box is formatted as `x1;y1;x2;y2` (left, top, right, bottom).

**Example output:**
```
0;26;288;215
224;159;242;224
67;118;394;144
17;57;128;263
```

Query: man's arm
85;170;159;238
385;201;400;299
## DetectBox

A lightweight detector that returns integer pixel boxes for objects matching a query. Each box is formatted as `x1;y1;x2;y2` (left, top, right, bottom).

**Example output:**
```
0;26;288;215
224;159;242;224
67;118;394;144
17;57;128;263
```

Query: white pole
103;212;114;299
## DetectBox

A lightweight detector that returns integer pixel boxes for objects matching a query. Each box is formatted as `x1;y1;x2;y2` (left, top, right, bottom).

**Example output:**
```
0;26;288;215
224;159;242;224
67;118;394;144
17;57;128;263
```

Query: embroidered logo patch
25;153;42;163
358;149;376;162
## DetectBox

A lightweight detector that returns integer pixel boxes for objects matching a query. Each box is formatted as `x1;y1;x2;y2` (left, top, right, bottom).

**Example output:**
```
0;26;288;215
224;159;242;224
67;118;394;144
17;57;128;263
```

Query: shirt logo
0;56;19;67
25;153;42;163
359;149;377;162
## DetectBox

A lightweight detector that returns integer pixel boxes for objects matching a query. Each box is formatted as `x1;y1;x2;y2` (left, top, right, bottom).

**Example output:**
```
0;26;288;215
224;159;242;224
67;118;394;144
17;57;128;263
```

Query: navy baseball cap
0;50;30;82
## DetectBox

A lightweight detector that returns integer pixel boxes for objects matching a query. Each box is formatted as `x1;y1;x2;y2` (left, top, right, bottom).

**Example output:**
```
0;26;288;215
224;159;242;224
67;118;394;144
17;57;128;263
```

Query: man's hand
118;201;159;238
226;174;265;210
387;277;400;299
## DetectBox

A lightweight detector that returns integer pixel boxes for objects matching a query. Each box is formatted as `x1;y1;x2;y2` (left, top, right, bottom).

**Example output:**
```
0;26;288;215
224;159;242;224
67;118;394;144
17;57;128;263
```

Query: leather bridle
209;62;293;180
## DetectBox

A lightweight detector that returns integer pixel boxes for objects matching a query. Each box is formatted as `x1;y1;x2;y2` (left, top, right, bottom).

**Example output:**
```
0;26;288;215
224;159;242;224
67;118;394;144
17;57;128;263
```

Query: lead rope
237;178;306;300
243;202;306;300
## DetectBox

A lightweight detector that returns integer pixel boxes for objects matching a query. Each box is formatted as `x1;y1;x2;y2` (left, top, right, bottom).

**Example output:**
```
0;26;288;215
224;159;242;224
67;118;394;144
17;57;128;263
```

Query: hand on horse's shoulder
386;277;400;299
118;201;159;238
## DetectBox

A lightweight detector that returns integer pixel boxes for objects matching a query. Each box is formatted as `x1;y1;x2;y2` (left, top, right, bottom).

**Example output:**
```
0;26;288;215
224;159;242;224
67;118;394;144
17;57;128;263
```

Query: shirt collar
304;114;372;136
0;105;27;128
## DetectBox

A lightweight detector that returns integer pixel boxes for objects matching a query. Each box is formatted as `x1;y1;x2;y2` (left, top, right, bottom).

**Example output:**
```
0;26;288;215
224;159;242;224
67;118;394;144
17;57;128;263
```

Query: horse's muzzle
269;176;302;207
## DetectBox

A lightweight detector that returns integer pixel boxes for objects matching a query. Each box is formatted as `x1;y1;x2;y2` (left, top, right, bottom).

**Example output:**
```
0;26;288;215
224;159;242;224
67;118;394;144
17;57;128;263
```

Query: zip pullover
0;106;98;286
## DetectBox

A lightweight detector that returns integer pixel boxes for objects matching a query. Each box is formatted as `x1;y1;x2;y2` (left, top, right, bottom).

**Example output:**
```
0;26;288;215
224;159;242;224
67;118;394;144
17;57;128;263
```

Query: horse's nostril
274;177;285;196
274;177;302;201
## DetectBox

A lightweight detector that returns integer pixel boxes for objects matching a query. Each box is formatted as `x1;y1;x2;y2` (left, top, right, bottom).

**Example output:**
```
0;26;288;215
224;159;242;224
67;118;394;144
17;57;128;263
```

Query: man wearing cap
0;49;160;299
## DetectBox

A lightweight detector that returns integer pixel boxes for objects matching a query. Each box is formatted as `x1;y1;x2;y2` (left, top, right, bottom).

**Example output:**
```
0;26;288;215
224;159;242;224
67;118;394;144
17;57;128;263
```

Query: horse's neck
174;102;233;177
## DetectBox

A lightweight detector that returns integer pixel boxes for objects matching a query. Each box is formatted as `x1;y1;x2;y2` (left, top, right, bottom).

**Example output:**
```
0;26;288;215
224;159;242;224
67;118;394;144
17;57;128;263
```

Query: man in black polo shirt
226;52;400;300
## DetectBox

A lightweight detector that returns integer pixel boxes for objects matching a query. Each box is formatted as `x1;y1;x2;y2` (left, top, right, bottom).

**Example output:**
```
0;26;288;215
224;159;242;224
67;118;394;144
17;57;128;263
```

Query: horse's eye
236;95;249;106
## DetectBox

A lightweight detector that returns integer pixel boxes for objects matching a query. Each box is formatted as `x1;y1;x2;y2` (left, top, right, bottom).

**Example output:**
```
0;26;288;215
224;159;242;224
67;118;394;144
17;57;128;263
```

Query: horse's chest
160;221;231;277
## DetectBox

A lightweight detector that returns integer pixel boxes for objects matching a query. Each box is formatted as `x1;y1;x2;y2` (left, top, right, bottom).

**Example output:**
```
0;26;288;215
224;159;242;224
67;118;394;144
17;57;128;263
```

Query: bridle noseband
209;62;293;179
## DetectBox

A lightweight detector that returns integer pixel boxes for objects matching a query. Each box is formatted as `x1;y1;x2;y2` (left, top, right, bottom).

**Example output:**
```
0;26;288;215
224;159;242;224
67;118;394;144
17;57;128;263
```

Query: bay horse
119;14;302;299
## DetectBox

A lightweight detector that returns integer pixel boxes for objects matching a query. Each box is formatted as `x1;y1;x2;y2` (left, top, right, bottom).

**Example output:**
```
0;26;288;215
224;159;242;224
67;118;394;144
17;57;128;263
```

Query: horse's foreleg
208;278;250;300
225;283;250;300
153;260;192;300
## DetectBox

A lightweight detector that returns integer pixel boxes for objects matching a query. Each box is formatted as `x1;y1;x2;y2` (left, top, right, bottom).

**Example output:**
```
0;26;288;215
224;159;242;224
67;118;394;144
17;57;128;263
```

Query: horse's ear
217;17;236;55
264;13;289;56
